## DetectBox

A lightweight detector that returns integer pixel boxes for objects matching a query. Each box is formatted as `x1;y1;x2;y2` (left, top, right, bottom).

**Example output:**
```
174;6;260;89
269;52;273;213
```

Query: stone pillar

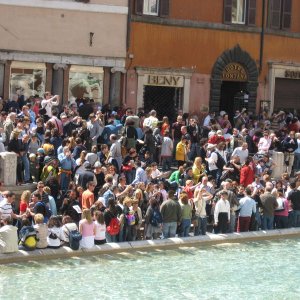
0;61;5;97
136;72;144;111
3;61;11;100
45;63;53;93
109;71;121;109
103;67;111;106
183;76;191;114
0;152;17;186
0;152;36;203
272;152;285;179
52;64;67;102
63;65;70;105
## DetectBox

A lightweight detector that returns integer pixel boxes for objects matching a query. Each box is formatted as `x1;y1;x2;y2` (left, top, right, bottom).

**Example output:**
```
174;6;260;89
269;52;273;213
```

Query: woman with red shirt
161;116;170;136
240;158;255;187
19;190;32;214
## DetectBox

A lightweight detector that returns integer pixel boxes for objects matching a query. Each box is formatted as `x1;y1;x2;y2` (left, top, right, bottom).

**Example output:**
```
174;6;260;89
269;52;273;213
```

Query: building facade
126;0;300;121
0;0;128;107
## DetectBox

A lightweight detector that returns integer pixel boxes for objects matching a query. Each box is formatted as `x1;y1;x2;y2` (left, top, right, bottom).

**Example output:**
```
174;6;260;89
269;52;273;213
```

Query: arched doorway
210;45;258;117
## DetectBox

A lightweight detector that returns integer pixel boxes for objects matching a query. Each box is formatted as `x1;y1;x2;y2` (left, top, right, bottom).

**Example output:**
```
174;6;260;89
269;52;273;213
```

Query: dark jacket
160;198;182;223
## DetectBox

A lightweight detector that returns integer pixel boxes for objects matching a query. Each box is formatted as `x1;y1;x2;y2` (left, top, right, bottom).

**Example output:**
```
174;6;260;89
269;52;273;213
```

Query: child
79;209;95;249
33;213;48;249
94;210;106;245
47;216;64;249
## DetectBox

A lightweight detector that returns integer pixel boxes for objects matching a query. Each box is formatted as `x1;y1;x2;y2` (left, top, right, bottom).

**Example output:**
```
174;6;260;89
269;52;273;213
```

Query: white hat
94;161;101;168
220;111;226;117
206;143;216;150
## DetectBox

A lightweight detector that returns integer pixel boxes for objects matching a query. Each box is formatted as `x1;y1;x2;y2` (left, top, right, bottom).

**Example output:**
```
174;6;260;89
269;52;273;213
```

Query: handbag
39;107;46;115
220;170;230;181
39;102;47;115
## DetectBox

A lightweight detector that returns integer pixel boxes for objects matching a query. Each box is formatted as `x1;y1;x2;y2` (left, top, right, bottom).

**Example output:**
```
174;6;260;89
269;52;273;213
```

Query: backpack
126;212;136;226
66;226;82;250
215;151;226;170
19;226;37;251
275;197;286;212
150;208;163;227
154;133;162;147
107;217;120;236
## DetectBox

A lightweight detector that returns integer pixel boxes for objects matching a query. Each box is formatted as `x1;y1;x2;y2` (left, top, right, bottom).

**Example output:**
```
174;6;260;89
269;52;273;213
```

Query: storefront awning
70;65;103;74
11;61;46;69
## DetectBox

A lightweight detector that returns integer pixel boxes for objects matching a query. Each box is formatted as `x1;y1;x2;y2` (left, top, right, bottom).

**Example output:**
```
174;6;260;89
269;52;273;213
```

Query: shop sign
144;74;184;87
284;70;300;79
222;63;248;81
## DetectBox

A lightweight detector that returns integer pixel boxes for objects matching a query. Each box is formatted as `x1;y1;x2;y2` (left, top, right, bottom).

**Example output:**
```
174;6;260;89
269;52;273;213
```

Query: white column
136;73;144;111
268;65;276;114
183;77;191;114
0;152;17;186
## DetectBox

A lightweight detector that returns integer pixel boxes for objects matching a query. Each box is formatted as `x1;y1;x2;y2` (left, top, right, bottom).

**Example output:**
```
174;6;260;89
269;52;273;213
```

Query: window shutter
135;0;144;15
160;0;170;18
247;0;256;26
224;0;233;24
282;0;292;30
269;0;281;29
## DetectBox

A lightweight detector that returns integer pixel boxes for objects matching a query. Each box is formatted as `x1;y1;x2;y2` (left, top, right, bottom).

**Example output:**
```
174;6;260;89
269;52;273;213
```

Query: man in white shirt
41;92;59;121
0;192;20;221
0;216;18;253
143;110;158;130
237;187;256;232
231;142;249;165
214;190;230;233
203;111;215;128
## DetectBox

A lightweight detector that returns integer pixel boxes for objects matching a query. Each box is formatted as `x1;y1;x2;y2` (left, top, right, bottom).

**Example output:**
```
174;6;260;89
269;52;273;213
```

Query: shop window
135;0;169;17
224;0;256;26
10;62;46;99
268;0;292;30
68;66;104;103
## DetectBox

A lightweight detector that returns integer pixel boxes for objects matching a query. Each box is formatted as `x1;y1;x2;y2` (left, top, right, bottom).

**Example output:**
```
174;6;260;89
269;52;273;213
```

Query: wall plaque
222;63;248;81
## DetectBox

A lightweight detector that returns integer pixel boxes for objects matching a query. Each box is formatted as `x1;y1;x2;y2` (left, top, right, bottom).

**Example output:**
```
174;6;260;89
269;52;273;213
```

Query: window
10;62;46;99
135;0;169;17
143;0;159;16
232;0;246;24
224;0;256;26
69;66;104;103
268;0;292;30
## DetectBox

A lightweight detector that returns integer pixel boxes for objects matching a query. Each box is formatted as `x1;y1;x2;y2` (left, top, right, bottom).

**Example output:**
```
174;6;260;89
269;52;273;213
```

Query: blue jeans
261;215;274;230
189;143;200;161
60;172;70;192
21;154;30;182
180;219;191;237
291;210;300;227
105;232;117;243
210;169;222;187
274;215;289;229
194;216;207;236
162;222;177;238
161;156;172;172
293;153;300;171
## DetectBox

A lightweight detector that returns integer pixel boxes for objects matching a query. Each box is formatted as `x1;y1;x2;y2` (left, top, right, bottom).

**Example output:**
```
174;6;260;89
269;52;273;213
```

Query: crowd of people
0;92;300;254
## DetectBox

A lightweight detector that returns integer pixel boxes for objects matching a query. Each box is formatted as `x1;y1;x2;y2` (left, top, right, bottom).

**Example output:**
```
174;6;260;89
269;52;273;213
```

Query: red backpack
107;217;120;236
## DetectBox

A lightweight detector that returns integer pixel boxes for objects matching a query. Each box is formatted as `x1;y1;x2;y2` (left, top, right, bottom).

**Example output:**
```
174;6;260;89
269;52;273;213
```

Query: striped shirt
0;199;13;220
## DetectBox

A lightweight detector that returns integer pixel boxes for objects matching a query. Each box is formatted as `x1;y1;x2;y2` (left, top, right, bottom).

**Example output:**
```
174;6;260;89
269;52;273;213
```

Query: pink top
79;220;94;237
274;198;289;217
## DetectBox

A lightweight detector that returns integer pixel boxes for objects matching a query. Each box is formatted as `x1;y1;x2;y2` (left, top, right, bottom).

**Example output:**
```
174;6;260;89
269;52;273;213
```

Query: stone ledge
1;228;300;264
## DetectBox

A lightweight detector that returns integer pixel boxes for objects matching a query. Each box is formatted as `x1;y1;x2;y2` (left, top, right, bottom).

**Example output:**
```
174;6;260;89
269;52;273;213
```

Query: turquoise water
1;239;300;300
